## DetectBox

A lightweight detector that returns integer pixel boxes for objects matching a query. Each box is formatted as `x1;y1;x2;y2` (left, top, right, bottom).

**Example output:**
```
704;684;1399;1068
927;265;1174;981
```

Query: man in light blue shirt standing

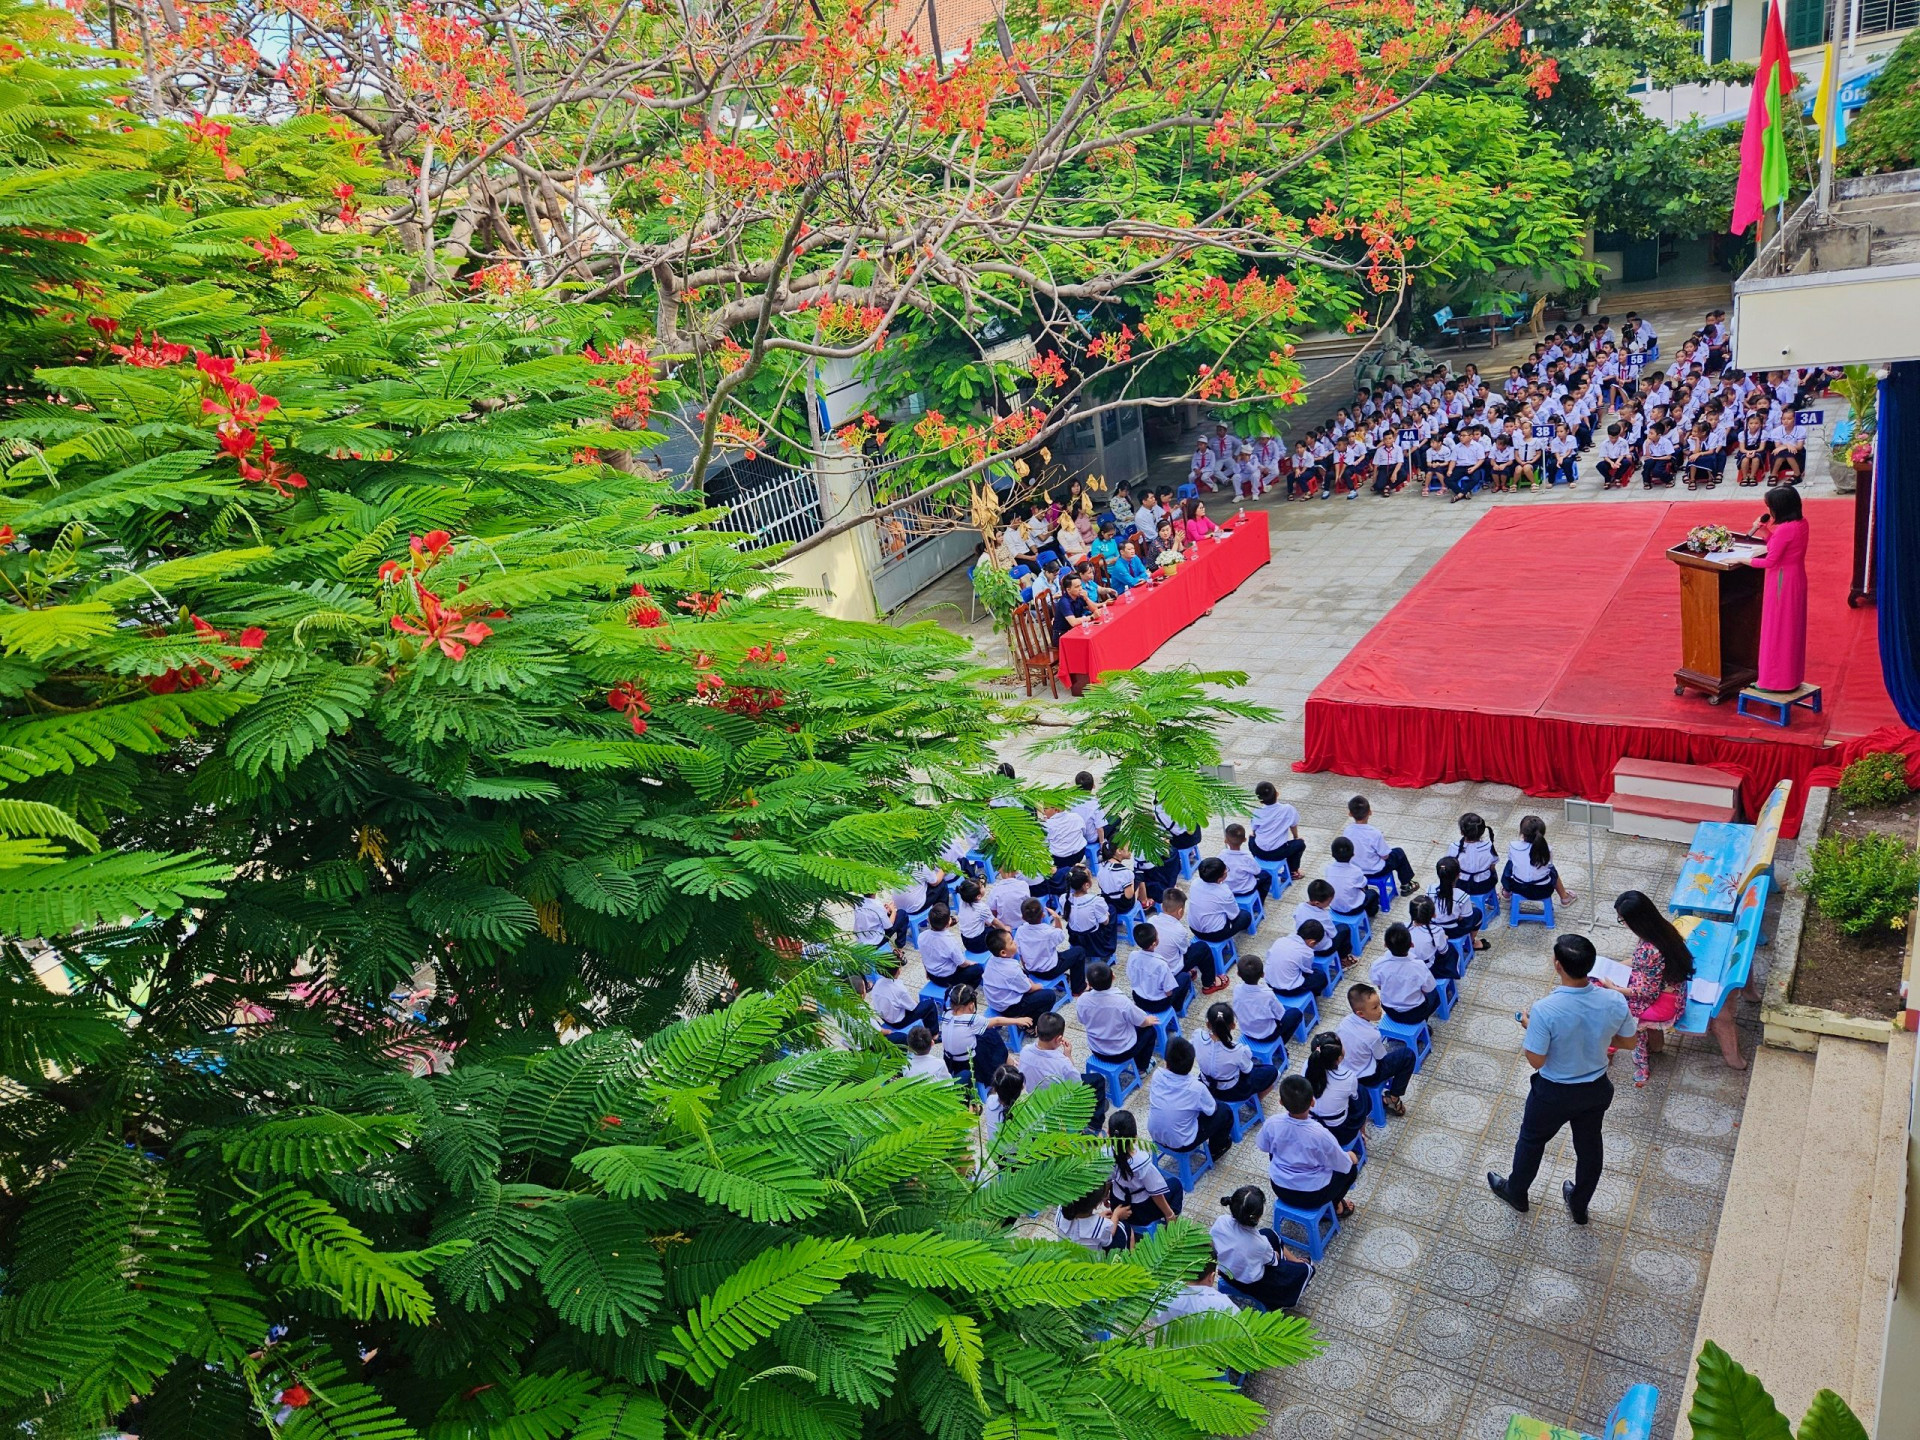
1487;934;1636;1225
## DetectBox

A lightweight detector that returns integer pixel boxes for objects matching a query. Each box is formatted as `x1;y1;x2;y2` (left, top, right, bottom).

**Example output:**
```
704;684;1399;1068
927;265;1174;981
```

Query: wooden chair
1007;601;1059;698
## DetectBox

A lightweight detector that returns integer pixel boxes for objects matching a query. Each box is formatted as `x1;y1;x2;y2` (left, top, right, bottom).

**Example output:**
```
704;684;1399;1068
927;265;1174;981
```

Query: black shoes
1562;1180;1590;1226
1486;1173;1528;1213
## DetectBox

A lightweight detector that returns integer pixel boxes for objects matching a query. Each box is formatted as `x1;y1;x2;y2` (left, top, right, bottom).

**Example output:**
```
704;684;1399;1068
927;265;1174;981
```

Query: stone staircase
1678;1030;1914;1435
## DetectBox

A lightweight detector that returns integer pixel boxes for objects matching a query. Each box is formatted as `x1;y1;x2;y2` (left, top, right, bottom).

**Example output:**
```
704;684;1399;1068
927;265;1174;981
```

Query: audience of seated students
1370;923;1440;1024
1502;813;1576;909
1078;961;1162;1075
1341;795;1414;899
1148;1035;1234;1162
1108;1110;1182;1241
940;982;1030;1086
1198;1002;1281;1104
1337;982;1415;1117
1258;1076;1360;1219
1211;1185;1316;1308
1304;1031;1368;1146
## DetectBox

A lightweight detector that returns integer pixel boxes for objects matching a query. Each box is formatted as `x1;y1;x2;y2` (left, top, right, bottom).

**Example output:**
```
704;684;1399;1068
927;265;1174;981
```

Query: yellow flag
1813;43;1834;134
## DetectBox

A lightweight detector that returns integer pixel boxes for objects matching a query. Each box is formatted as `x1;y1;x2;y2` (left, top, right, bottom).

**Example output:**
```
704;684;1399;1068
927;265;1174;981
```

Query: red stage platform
1295;499;1914;836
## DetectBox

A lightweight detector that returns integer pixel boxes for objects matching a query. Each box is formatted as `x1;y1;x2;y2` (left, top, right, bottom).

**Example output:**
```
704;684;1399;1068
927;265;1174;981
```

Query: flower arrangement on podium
1684;523;1738;555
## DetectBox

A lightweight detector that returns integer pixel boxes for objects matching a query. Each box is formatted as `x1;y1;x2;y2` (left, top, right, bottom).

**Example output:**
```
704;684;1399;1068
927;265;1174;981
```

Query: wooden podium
1668;541;1763;704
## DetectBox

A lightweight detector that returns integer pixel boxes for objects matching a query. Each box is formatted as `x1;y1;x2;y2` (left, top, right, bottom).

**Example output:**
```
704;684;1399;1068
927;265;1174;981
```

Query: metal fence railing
727;467;825;549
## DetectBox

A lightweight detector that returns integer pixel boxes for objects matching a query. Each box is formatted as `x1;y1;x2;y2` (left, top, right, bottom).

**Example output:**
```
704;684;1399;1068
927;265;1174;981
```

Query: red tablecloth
1056;515;1271;683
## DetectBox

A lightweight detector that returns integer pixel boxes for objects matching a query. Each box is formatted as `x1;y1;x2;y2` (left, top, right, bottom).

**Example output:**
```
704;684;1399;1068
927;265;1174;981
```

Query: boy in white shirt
1266;924;1331;996
1293;881;1354;962
899;1025;951;1080
1014;897;1087;996
1218;824;1270;900
1596;422;1635;488
1077;960;1160;1073
1335;983;1415;1116
1125;922;1192;1017
1323;837;1375;918
867;953;940;1037
1342;795;1413;898
1233;953;1304;1042
1369;923;1439;1024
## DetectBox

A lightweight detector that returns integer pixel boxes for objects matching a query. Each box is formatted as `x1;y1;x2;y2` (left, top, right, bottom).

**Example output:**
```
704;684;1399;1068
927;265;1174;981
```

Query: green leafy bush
1803;833;1920;936
1837;751;1912;808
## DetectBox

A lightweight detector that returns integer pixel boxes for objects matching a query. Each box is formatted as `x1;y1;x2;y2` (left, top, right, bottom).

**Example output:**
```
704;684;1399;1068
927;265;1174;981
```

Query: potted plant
1830;364;1879;493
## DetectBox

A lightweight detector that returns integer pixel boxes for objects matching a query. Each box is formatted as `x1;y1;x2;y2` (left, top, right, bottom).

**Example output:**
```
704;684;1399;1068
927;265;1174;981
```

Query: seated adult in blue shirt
1106;540;1152;594
1487;933;1637;1225
1088;521;1122;565
1049;575;1103;645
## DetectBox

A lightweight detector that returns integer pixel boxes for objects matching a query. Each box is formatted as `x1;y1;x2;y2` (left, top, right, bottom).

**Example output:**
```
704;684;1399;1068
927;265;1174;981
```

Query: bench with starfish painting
1668;779;1791;923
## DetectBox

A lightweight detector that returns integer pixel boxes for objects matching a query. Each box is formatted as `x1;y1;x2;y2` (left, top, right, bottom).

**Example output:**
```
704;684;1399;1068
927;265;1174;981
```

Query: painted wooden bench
1505;1382;1658;1440
1669;778;1791;922
1674;872;1769;1035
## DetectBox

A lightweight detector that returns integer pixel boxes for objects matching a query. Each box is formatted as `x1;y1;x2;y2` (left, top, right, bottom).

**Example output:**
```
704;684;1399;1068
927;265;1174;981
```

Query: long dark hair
1435;855;1461;911
1615;889;1694;987
1519;814;1551;867
1108;1109;1140;1181
1205;1001;1236;1045
1305;1032;1344;1098
1765;484;1803;523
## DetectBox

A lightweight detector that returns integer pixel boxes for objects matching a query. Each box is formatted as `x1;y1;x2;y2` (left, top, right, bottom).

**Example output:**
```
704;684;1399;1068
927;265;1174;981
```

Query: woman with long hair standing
1749;484;1809;693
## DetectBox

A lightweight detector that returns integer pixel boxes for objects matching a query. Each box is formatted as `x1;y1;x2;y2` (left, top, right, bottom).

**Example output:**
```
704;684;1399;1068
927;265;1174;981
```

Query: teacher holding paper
1487;934;1637;1226
1749;485;1809;692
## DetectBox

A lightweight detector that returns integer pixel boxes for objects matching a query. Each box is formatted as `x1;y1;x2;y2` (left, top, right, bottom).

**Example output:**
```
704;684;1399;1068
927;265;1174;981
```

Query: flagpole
1817;40;1839;216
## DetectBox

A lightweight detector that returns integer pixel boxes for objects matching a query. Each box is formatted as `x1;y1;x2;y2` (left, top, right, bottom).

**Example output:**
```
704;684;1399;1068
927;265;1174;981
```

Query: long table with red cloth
1056;515;1271;685
1294;500;1915;838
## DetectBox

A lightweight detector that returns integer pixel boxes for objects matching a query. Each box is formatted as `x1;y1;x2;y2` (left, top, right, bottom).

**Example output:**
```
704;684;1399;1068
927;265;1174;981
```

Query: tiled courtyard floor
889;321;1848;1438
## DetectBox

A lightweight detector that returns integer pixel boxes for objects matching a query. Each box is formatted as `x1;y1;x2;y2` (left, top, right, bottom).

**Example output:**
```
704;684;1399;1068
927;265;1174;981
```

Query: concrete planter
1759;785;1909;1051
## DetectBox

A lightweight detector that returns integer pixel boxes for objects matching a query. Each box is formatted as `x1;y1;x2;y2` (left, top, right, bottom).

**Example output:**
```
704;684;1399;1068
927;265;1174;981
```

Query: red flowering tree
99;0;1587;537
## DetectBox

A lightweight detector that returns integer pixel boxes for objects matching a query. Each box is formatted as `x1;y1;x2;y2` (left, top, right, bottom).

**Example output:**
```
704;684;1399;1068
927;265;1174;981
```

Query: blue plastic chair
1508;891;1555;928
1277;988;1319;1034
1472;890;1500;930
1174;845;1200;880
1364;870;1399;911
1432;976;1459;1021
1151;1008;1183;1057
1084;1052;1143;1107
1310;950;1342;992
965;848;998;882
1200;935;1238;979
1451;934;1475;978
1243;1028;1287;1069
918;978;951;1008
1255;855;1293;896
983;1003;1026;1051
1036;548;1061;567
1216;1275;1270;1312
903;903;934;945
1227;1095;1264;1143
1176;482;1199;501
1154;1140;1213;1191
1270;1196;1340;1261
1331;907;1371;956
1010;563;1033;580
1363;1080;1389;1127
1236;889;1266;929
1377;1016;1433;1073
1349;1130;1368;1169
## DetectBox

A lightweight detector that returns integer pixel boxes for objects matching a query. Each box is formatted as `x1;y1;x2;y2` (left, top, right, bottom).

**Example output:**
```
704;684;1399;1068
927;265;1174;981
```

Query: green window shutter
1710;3;1733;62
1785;0;1827;50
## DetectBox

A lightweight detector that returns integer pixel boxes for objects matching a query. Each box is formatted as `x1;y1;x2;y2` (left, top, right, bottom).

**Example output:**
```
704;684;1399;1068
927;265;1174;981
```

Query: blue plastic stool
1154;1140;1213;1191
1377;1016;1433;1073
1364;870;1400;911
1084;1053;1143;1108
966;849;998;882
1471;890;1500;931
903;905;934;945
876;1020;919;1046
1236;889;1266;930
1432;976;1459;1021
1508;891;1555;928
1349;1130;1368;1169
983;1004;1025;1052
1244;1029;1287;1069
1201;935;1238;979
1174;846;1200;880
1451;935;1475;978
1270;1197;1340;1261
1176;482;1199;502
918;978;951;1008
1227;1095;1264;1143
1150;1008;1182;1057
1310;950;1342;992
1277;988;1319;1035
1256;855;1293;896
1216;1276;1270;1312
1362;1080;1390;1127
1331;907;1371;956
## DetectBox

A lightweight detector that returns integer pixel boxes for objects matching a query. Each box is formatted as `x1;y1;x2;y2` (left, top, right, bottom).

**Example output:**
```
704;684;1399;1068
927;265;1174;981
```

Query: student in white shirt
852;891;905;951
899;1024;951;1081
1026;1010;1106;1125
953;877;1000;956
1249;781;1307;875
1210;1184;1314;1309
1187;438;1219;490
978;1065;1023;1148
1446;813;1499;898
1198;1001;1280;1103
1596;422;1635;488
1336;983;1415;1114
917;903;984;989
1322;837;1375;919
1218;824;1270;900
867;952;940;1037
1056;1182;1124;1252
1153;889;1209;983
939;982;1029;1084
1257;1076;1358;1218
1265;924;1331;998
1768;416;1806;482
1043;802;1093;875
1151;1258;1240;1326
1431;857;1487;954
1293;881;1354;962
1370;924;1439;1024
981;929;1059;1025
1343;795;1413;897
1096;843;1147;932
1147;1035;1232;1161
1109;1110;1182;1241
1405;894;1462;979
1124;923;1191;1018
1186;857;1250;949
1487;435;1517;491
1015;897;1088;996
1304;1032;1367;1146
1502;813;1574;906
1071;770;1108;845
1077;961;1160;1073
987;871;1037;930
1546;422;1579;486
1062;867;1114;961
1232;953;1303;1043
1368;436;1408;496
